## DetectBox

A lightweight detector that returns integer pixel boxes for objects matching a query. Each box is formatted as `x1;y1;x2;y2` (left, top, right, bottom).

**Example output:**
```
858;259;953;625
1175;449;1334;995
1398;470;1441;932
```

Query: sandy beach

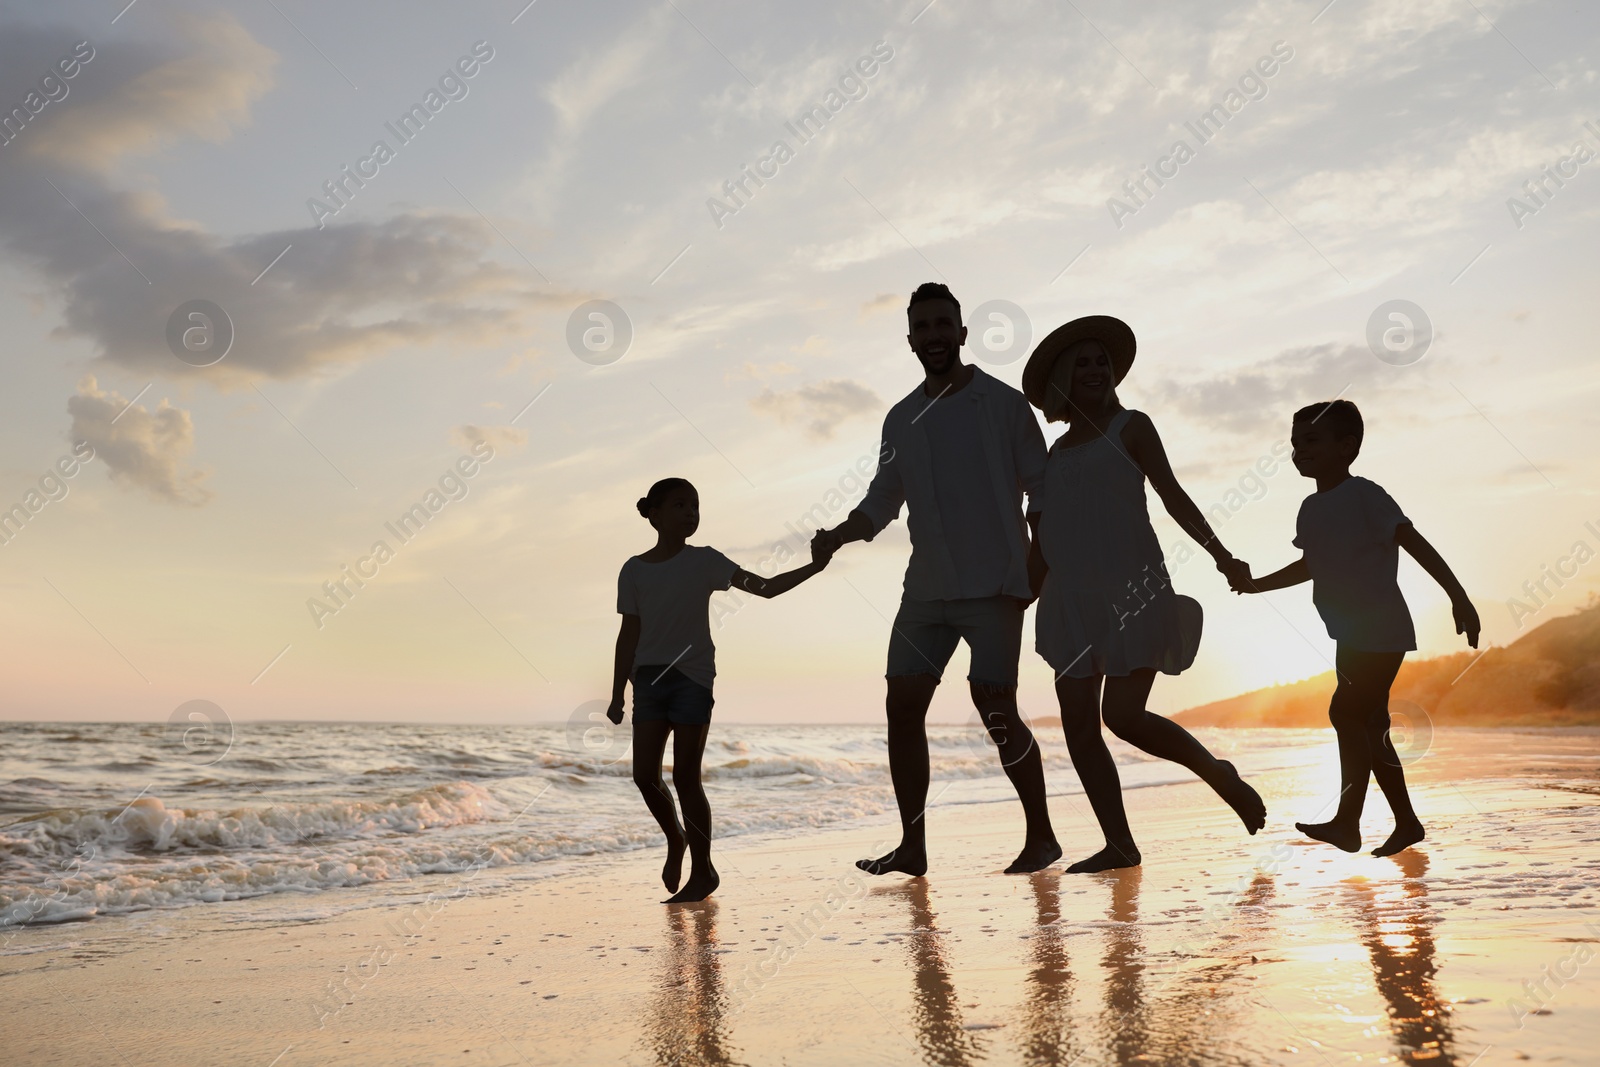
5;727;1599;1067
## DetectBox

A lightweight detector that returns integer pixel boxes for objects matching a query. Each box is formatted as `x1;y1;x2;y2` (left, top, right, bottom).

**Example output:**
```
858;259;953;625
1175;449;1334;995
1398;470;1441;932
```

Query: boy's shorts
632;665;715;725
885;594;1024;689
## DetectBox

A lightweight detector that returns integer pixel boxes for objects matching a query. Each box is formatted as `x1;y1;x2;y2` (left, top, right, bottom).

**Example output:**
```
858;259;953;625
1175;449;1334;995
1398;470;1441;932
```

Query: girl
607;477;831;903
1020;317;1267;873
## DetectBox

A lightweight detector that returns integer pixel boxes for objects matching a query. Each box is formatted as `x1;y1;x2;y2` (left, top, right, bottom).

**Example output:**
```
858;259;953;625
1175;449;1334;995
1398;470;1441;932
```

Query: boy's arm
1235;557;1310;593
606;614;641;723
1395;523;1480;647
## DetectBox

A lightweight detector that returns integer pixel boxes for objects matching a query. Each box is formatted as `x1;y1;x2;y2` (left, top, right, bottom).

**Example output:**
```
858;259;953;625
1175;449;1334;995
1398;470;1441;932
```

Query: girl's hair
636;477;696;519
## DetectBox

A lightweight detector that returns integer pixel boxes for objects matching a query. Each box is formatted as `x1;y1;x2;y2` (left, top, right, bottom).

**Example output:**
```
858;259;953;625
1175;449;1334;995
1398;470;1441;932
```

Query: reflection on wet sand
1017;871;1079;1066
643;901;744;1067
873;879;989;1066
1346;851;1460;1064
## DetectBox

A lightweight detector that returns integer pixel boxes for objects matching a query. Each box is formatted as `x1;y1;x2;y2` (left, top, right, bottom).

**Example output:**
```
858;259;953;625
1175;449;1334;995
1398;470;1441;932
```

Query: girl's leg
1056;673;1140;872
1099;670;1266;834
666;722;719;903
631;720;687;892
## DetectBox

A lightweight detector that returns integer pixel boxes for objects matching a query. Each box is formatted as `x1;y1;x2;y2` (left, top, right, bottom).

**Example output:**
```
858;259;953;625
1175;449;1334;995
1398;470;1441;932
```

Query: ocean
0;719;1333;930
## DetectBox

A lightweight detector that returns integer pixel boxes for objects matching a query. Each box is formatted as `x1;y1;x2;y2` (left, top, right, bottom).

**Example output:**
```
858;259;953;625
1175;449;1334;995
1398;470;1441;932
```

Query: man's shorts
632;665;715;725
885;595;1024;689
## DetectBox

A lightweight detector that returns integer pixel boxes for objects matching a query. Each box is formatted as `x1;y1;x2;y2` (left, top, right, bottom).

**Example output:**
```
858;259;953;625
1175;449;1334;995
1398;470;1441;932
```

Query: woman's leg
631;720;686;892
1100;670;1266;834
1056;673;1140;872
666;722;719;903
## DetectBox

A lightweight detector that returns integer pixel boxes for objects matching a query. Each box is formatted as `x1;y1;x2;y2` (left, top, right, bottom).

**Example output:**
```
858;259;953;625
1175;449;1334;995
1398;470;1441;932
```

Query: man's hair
906;282;960;320
1293;399;1364;452
636;477;695;520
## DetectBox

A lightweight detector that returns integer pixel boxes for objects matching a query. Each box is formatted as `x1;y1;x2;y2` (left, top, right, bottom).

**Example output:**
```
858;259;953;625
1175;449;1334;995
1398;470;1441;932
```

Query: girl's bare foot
1216;760;1267;834
1372;820;1425;857
664;868;719;904
1005;839;1063;874
1296;819;1361;852
857;844;927;877
1066;841;1141;873
662;837;685;893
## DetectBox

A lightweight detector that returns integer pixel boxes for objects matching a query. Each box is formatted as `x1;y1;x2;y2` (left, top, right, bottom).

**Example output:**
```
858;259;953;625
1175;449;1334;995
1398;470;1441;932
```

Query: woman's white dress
1035;408;1202;678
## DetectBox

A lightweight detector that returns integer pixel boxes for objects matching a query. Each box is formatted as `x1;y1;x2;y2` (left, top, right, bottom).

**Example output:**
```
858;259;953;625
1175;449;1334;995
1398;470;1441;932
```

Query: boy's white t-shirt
1292;475;1417;652
616;545;740;690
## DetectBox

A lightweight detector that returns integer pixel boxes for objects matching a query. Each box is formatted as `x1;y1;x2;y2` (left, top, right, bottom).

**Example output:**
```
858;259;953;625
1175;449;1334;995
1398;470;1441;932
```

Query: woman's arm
1395;523;1480;647
1025;511;1046;606
606;614;641;722
1122;411;1236;568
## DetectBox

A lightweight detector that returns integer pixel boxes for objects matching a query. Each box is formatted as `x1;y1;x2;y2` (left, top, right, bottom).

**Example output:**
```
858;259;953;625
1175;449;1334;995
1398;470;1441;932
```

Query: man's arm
1023;511;1045;606
606;614;641;722
1395;523;1480;647
817;424;902;556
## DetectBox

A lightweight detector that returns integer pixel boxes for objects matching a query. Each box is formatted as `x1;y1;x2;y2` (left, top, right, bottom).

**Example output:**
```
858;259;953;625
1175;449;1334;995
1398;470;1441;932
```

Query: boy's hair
1293;399;1364;452
636;477;695;519
907;282;960;320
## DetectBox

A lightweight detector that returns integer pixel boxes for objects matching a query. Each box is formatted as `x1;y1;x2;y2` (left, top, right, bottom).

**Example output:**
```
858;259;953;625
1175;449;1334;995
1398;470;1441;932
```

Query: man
814;282;1060;875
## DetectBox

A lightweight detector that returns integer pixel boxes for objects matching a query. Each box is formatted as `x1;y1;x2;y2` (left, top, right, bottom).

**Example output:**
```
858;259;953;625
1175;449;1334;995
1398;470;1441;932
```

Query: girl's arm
1122;411;1238;571
1395;523;1480;647
606;613;641;723
730;558;827;600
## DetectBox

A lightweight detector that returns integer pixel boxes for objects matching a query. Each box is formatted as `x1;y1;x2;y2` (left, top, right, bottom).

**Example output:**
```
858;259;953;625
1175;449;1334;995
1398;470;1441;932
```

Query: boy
1230;400;1479;857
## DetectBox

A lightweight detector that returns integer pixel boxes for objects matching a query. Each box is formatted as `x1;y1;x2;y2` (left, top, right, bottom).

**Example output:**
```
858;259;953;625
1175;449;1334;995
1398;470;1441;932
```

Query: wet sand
5;728;1599;1066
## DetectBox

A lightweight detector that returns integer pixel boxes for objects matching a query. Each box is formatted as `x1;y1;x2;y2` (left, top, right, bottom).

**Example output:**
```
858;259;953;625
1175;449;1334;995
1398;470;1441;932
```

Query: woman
1022;316;1266;872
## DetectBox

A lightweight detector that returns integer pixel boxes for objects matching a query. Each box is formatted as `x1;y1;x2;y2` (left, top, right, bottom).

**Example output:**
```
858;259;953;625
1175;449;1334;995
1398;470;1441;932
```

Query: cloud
66;376;211;505
859;292;899;318
748;379;881;441
452;424;528;454
1143;343;1376;436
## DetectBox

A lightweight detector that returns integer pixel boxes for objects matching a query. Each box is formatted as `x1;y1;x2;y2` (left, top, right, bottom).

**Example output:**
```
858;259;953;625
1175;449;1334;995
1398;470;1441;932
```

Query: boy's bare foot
857;844;927;877
663;868;719;904
1066;841;1141;874
1296;819;1361;852
1372;820;1425;857
662;837;685;893
1217;760;1267;834
1004;839;1063;874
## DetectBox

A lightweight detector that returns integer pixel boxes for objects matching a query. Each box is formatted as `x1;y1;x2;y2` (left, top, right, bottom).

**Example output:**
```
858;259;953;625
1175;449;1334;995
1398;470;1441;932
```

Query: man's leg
858;673;940;876
960;596;1060;873
970;681;1061;872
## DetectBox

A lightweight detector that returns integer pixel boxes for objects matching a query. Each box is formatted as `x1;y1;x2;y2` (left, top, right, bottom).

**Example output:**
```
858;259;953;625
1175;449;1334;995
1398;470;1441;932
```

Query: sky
0;0;1596;726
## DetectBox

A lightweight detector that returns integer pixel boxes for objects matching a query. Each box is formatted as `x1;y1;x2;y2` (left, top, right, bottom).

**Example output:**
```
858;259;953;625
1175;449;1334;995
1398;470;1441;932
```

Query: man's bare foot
662;837;685;893
1004;839;1063;874
856;844;927;877
663;868;719;904
1296;819;1361;852
1066;841;1141;874
1216;760;1267;834
1372;820;1425;858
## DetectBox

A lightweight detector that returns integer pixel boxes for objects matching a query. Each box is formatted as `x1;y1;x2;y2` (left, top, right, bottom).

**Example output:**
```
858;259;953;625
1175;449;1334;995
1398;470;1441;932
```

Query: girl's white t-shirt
617;545;740;690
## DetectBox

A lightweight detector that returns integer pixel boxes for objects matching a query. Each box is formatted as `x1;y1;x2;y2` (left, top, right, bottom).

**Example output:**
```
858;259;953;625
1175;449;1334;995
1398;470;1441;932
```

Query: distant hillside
1171;598;1600;728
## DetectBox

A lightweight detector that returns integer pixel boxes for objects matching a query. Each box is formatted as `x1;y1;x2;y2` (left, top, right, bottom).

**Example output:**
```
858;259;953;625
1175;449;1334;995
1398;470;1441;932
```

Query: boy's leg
1357;652;1423;856
1099;670;1266;834
1055;672;1140;872
631;719;686;891
1299;647;1405;852
961;597;1060;873
666;721;717;903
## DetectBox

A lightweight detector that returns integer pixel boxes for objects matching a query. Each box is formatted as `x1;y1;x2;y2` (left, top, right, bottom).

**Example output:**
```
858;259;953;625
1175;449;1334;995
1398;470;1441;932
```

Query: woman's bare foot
1372;819;1425;857
662;837;685;893
856;843;927;877
1004;838;1063;874
663;867;719;904
1296;819;1361;852
1216;760;1267;834
1066;841;1141;873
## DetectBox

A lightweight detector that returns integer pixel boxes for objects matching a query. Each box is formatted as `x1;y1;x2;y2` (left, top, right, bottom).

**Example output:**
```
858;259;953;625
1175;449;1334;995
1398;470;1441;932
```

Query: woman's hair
636;477;696;519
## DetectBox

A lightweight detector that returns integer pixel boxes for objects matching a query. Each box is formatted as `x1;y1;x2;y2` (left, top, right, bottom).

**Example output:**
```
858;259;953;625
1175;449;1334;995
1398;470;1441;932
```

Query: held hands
1218;556;1255;594
811;527;842;567
1453;596;1481;649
